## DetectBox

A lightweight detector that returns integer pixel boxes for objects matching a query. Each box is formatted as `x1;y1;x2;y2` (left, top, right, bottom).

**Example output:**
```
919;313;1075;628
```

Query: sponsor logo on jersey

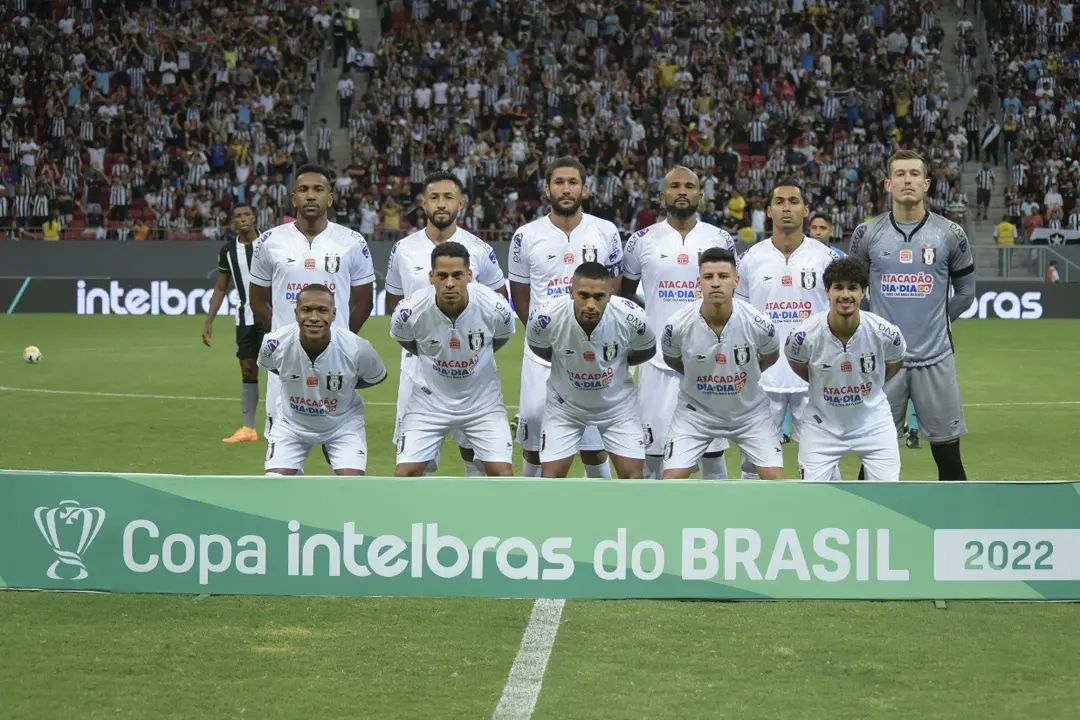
694;370;748;395
306;376;319;387
823;382;873;407
564;252;575;264
432;356;479;378
752;314;776;336
657;279;701;301
532;314;551;333
262;338;280;356
899;249;913;263
715;352;727;363
567;367;614;390
880;272;933;298
791;330;806;346
921;246;937;265
583;350;596;361
289;395;338;415
677;253;690;265
325;253;340;273
326;373;343;391
449;336;461;349
468;330;485;351
840;360;853;373
860;353;876;373
545;276;573;296
285;281;338;304
764;299;813;322
800;269;817;289
304;258;317;270
781;275;793;287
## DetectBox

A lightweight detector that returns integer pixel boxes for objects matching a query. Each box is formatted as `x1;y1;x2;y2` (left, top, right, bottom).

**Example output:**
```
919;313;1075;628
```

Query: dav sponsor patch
880;272;934;298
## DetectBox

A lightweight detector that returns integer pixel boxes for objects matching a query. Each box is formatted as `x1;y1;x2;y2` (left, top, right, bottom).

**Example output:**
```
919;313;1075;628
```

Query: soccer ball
22;345;42;363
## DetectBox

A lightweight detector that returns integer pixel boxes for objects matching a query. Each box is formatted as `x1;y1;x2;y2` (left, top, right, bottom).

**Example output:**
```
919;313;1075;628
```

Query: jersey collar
888;211;930;242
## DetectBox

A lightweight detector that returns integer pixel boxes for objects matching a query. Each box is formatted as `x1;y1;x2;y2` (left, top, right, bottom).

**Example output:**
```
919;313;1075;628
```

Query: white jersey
784;311;906;440
257;324;387;437
390;284;515;416
249;221;376;330
661;298;779;429
622;218;737;368
385;226;505;298
526;295;654;421
735;237;839;392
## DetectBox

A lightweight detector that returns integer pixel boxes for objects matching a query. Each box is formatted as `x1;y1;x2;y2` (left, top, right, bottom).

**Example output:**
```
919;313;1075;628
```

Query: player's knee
579;449;607;465
394;464;425;477
485;463;515;477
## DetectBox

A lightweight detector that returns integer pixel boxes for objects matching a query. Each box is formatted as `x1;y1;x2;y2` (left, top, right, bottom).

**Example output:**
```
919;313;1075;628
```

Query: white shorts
798;424;900;481
538;405;646;463
517;353;604;452
265;420;368;472
397;406;513;465
765;390;808;440
663;405;783;472
639;363;728;456
264;372;281;436
394;353;471;451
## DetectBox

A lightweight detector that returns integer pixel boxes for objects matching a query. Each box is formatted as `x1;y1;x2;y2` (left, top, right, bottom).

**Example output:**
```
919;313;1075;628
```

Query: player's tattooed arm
788;359;810;383
758;350;779;372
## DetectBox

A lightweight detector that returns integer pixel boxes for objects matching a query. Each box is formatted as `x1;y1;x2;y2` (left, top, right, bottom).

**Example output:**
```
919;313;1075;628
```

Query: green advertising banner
2;471;1079;600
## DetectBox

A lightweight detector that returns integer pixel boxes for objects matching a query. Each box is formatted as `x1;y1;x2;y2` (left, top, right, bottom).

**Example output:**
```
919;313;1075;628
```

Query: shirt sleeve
257;332;283;372
248;233;273;286
752;312;780;355
605;224;623;275
349;234;376;285
475;241;506;290
492;293;516;339
621;231;643;280
883;322;907;364
734;254;751;300
357;340;388;385
217;244;230;274
848;222;872;266
785;325;811;366
947;221;976;276
660;322;680;359
389;302;415;343
627;303;655;351
508;229;530;284
526;304;554;348
384;241;404;295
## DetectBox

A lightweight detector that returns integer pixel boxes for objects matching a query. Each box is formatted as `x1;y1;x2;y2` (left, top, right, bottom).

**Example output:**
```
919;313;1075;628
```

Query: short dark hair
823;257;870;289
431;241;471;268
423;171;464;194
572;261;610;282
231;204;253;215
293;164;335;186
887;149;930;177
698;247;738;270
809;212;832;226
769;178;805;202
545;156;587;184
297;283;334;303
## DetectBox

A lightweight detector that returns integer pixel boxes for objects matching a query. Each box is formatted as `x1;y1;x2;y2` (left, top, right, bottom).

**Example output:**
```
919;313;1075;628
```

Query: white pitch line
964;400;1080;407
492;598;565;720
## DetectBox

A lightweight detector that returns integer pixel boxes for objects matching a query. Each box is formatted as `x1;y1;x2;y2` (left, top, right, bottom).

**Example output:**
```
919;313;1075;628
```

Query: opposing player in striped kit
620;166;737;479
785;258;906;480
385;171;507;476
203;205;266;443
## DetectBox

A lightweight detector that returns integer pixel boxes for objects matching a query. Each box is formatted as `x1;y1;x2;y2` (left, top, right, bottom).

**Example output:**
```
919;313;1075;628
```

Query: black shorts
236;324;267;359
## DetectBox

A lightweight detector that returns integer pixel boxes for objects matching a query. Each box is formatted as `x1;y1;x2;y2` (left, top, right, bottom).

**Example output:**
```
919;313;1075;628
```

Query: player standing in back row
736;179;839;478
850;149;976;480
384;171;507;477
620;166;737;480
509;156;623;478
248;165;376;439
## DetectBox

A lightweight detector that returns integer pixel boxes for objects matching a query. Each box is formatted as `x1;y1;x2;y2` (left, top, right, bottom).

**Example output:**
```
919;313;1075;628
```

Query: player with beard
619;166;738;479
385;171;506;476
509;156;624;478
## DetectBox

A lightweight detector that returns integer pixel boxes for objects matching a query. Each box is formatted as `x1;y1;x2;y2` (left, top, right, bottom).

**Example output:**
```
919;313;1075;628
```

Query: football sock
740;457;760;480
700;452;728;480
584;461;612;479
464;459;485;477
522;460;543;477
931;442;967;481
644;455;664;479
241;381;258;429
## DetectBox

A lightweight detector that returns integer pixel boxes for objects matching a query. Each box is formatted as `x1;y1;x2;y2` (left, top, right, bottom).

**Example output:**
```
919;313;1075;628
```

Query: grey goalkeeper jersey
849;212;975;367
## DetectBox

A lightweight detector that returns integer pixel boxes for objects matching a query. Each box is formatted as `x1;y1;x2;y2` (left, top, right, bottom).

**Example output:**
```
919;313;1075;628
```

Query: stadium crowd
0;0;346;240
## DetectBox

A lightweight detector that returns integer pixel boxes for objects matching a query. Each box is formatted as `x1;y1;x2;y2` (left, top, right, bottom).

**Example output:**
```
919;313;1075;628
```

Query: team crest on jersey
733;345;751;366
643;425;653;447
921;246;937;265
325;253;340;273
860;353;876;374
326;373;343;391
583;245;598;263
468;330;485;351
602;342;619;361
800;269;817;289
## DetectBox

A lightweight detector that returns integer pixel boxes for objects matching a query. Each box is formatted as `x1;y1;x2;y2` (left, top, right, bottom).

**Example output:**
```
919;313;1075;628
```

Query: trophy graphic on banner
34;500;106;580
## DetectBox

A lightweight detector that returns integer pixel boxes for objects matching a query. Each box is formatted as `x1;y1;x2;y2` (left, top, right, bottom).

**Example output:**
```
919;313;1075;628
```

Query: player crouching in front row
785;258;906;481
527;262;656;479
257;284;388;475
390;242;517;477
660;248;787;480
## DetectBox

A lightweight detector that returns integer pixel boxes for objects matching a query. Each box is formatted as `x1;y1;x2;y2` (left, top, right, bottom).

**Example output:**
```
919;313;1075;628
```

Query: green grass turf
1;315;1079;479
1;315;1079;718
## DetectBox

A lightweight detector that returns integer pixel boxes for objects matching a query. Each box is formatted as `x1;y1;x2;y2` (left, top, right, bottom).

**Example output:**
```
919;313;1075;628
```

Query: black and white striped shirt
217;238;258;326
317;125;332;150
32;193;50;217
110;182;130;207
977;169;995;191
748;120;766;143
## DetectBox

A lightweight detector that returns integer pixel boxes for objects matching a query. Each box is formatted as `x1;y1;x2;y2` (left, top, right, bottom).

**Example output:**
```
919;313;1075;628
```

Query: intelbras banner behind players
1;278;1076;319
